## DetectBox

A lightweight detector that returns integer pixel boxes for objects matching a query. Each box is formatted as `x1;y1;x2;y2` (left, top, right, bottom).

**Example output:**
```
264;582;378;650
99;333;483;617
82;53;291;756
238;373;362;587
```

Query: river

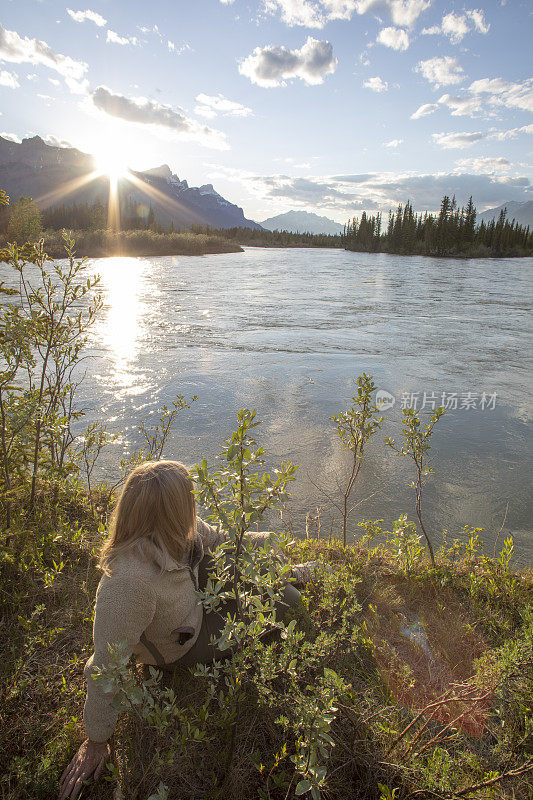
12;246;533;561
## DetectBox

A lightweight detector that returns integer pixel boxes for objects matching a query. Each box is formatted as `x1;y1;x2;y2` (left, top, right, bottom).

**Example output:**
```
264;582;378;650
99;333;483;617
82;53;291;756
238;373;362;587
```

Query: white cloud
422;9;489;44
412;79;533;123
239;37;337;87
66;8;107;26
437;92;483;117
440;11;470;42
490;123;533;141
0;69;19;89
195;93;253;118
106;30;139;46
237;167;531;214
411;102;439;119
363;75;388;91
416;56;464;88
0;131;21;143
469;77;533;113
48;77;61;87
432;130;484;149
355;0;430;27
262;0;364;28
385;138;403;147
377;26;409;50
454;156;509;175
0;23;88;82
468;9;490;34
90;86;228;149
263;0;328;28
260;0;429;28
43;134;73;148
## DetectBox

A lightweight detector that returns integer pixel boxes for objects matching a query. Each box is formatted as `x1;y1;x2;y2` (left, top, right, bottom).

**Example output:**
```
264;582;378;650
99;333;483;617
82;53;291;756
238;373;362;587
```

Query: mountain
260;210;344;235
0;135;262;230
478;200;533;228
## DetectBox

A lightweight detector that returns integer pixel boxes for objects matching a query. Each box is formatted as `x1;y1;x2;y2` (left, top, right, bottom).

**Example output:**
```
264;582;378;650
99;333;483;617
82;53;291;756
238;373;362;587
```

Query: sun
93;147;131;180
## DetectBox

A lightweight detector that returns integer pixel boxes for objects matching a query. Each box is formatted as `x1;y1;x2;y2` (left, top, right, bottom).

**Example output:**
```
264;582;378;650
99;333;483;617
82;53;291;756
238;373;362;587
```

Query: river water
15;246;533;560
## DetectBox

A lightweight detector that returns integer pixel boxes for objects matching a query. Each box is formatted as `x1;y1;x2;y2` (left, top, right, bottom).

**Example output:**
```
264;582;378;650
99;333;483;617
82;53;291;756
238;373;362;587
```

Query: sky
0;0;532;222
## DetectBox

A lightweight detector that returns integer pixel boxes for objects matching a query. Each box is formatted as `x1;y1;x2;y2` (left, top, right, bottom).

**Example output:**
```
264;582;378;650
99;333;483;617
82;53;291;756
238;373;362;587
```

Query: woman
59;460;305;800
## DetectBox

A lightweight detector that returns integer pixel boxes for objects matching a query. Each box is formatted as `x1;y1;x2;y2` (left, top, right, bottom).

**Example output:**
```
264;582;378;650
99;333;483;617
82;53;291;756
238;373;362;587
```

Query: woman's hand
59;738;110;799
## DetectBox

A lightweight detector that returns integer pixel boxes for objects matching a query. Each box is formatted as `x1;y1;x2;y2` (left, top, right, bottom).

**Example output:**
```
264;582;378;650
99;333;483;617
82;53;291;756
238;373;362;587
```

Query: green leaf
295;779;312;795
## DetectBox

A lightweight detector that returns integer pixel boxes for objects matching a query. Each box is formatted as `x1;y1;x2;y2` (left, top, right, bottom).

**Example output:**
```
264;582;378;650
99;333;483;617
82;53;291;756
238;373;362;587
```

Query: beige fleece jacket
83;518;273;742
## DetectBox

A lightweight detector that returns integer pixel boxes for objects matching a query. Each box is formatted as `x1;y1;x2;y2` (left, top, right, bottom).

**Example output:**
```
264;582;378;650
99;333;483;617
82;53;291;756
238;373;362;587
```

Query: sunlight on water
77;248;532;559
95;257;148;388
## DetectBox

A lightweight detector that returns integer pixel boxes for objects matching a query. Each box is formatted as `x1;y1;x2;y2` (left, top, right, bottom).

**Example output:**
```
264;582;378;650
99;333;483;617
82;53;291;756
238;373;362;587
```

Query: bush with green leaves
0;233;102;529
385;406;446;567
331;373;384;546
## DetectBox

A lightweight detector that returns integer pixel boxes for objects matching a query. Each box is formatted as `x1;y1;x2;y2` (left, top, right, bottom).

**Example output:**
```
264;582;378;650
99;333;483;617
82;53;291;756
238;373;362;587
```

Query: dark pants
166;554;303;669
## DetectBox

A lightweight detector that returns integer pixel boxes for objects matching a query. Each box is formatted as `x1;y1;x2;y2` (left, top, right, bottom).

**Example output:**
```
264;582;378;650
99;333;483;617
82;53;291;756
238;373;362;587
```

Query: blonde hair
100;460;196;572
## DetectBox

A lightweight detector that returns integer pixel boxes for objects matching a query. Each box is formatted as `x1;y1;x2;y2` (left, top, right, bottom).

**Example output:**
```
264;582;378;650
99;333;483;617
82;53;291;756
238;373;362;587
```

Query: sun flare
94;149;130;180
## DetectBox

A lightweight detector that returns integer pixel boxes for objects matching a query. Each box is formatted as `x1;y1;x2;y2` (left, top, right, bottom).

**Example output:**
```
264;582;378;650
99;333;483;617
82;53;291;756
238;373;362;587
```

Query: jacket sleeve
83;574;157;742
196;516;227;551
196;517;287;558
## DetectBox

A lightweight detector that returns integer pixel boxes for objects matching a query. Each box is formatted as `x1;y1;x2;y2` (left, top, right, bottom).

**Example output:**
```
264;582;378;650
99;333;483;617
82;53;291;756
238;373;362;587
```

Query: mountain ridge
0;135;262;231
478;200;533;228
261;210;344;236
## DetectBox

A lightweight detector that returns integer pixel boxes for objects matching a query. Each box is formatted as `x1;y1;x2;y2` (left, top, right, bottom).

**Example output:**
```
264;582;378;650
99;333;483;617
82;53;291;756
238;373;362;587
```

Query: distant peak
22;135;45;145
199;183;220;197
141;164;172;179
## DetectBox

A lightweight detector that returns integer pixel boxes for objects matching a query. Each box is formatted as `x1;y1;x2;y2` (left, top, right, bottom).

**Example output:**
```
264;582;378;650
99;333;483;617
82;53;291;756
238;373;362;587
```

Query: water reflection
77;247;532;560
96;257;148;388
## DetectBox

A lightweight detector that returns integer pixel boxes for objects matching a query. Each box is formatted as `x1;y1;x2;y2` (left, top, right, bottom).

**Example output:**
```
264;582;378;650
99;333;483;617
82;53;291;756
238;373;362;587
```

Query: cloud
263;0;329;28
412;78;533;122
385;138;403;147
416;56;464;88
259;0;430;27
490;123;533;141
454;156;509;175
437;92;484;117
194;93;252;118
262;0;366;28
0;23;88;82
66;8;107;26
0;69;19;88
90;86;228;149
469;77;533;113
43;134;73;148
355;0;430;26
239;36;337;87
377;26;409;50
411;102;439;119
0;131;21;143
422;9;490;44
363;75;388;92
239;168;530;215
106;30;139;46
432;130;484;149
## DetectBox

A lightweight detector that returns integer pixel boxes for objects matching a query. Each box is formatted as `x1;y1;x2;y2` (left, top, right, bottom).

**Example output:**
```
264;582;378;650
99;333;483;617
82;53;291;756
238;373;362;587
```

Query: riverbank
35;228;244;257
1;494;531;800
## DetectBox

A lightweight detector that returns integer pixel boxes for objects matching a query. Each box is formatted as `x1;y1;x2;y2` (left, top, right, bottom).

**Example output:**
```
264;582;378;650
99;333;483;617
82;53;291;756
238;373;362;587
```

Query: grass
0;493;531;800
0;228;244;258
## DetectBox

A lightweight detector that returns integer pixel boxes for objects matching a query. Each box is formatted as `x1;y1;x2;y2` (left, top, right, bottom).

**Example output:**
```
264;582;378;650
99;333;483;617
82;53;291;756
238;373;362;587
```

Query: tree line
343;196;532;257
189;225;343;248
2;193;532;257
